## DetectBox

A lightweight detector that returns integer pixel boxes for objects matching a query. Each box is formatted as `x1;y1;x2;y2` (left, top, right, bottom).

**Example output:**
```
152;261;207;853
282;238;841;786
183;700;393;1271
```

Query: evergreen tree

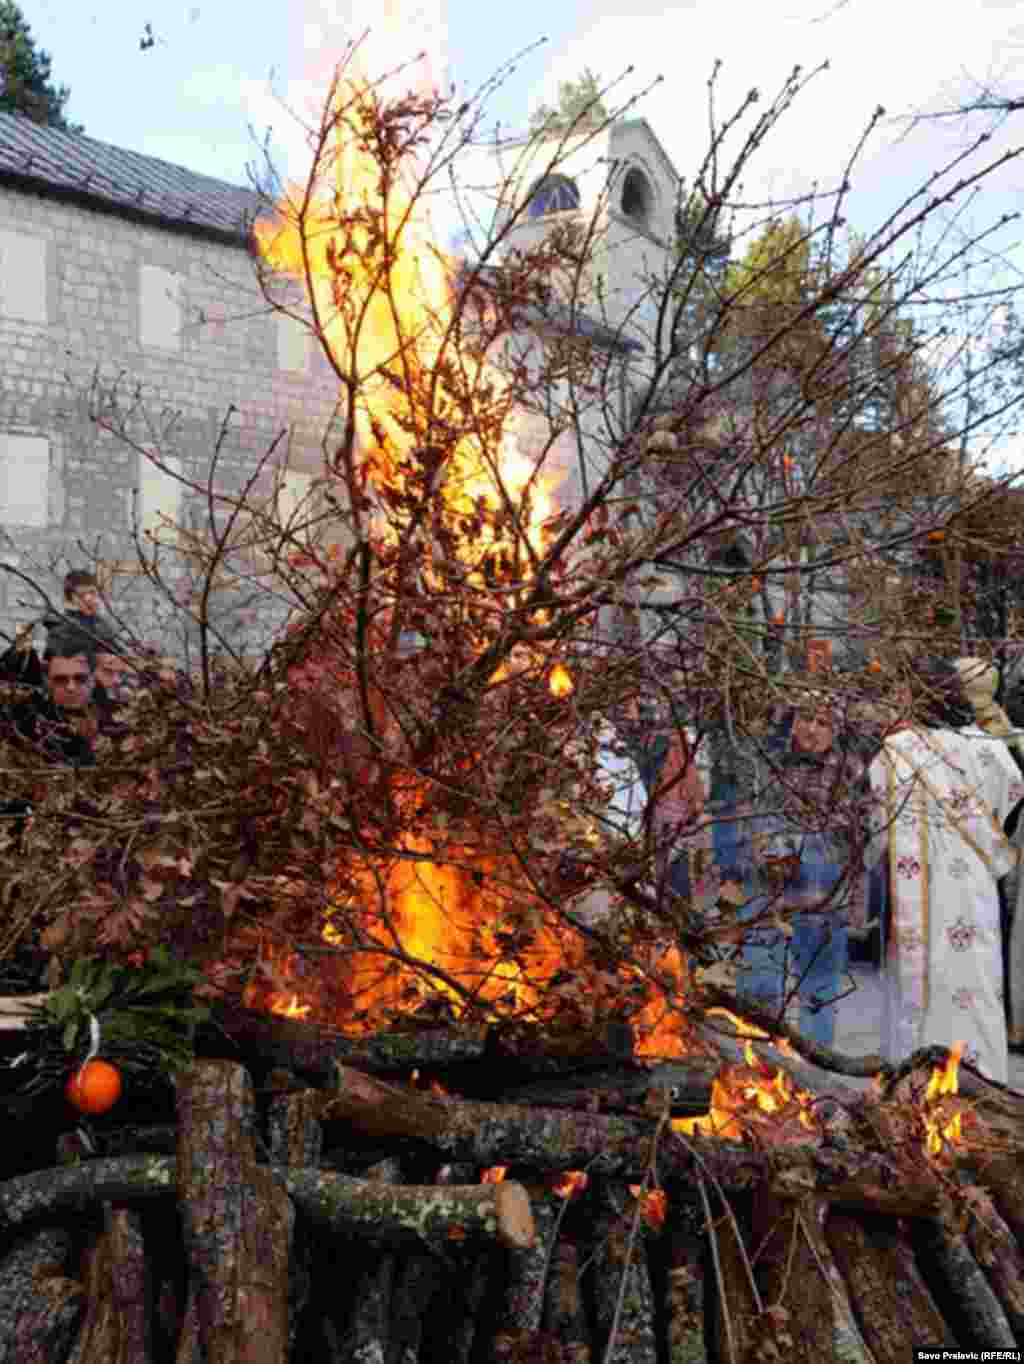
0;1;82;133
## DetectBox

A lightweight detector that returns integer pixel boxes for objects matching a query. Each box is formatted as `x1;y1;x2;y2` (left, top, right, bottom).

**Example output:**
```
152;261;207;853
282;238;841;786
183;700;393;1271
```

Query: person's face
791;708;834;755
69;587;100;616
47;655;94;711
95;652;124;693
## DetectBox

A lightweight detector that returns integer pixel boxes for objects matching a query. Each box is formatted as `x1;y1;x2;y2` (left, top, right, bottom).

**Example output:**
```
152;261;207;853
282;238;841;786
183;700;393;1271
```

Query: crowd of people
0;571;132;768
624;655;1024;1084
3;572;1024;1081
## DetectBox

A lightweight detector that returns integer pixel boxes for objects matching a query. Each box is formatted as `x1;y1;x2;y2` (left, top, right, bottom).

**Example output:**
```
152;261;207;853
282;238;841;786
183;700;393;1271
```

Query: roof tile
0;111;263;243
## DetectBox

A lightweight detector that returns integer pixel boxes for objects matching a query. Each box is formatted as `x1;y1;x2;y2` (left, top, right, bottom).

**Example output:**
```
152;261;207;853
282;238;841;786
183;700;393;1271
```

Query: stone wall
0;181;345;658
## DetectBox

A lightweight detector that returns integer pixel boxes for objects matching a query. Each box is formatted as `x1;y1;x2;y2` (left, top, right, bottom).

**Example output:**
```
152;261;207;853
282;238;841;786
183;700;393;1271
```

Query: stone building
480;117;679;355
0;111;653;660
0;110;345;654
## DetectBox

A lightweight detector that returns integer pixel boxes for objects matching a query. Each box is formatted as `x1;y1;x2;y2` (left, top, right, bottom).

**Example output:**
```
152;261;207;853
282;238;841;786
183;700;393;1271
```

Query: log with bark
321;1062;950;1217
824;1212;956;1362
0;1224;85;1364
201;1004;490;1078
0;1149;535;1254
68;1204;151;1364
2;1005;1024;1361
918;1207;1018;1350
749;1188;838;1362
588;1180;659;1364
280;1165;535;1250
954;1176;1024;1340
176;1060;294;1364
267;1089;322;1352
542;1232;590;1364
662;1195;708;1364
334;1155;401;1362
707;1188;759;1364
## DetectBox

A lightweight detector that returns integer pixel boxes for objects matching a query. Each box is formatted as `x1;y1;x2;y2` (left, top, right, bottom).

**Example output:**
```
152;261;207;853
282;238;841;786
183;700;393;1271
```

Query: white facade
475;119;679;379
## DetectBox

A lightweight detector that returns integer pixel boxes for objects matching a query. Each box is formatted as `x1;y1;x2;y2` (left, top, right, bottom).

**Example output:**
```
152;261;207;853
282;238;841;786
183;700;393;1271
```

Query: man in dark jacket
0;571;121;694
42;570;119;657
6;633;100;767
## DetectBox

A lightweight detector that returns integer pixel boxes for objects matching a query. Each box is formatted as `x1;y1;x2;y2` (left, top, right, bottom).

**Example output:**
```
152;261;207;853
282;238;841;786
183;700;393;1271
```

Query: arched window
526;175;581;219
620;167;653;225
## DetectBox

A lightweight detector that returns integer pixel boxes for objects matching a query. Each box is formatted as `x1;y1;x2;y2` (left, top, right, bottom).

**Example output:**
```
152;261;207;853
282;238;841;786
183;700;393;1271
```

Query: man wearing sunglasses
7;633;99;767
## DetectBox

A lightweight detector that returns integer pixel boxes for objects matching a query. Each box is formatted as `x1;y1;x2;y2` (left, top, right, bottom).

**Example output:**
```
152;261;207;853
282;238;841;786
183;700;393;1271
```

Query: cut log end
494;1181;536;1250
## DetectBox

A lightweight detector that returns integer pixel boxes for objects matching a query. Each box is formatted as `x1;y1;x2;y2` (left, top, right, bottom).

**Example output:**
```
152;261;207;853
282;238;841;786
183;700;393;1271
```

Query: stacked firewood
0;1004;1023;1362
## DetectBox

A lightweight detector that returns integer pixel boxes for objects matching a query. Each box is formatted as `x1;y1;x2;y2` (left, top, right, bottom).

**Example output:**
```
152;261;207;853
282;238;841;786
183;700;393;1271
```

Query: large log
267;1091;322;1353
977;1153;1024;1249
749;1188;839;1362
322;1063;948;1216
796;1198;875;1364
957;1179;1024;1340
0;1224;85;1364
708;1189;759;1364
278;1167;535;1251
825;1212;955;1363
0;1154;176;1232
0;1149;536;1253
387;1252;443;1364
200;1004;488;1077
496;1187;558;1338
335;1155;400;1363
67;1204;152;1364
200;1000;726;1113
175;1061;293;1364
663;1196;708;1364
542;1233;590;1364
919;1212;1018;1350
589;1181;658;1364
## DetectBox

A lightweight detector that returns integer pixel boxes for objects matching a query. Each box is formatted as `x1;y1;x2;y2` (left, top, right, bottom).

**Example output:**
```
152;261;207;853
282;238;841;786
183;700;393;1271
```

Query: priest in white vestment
867;660;1021;1084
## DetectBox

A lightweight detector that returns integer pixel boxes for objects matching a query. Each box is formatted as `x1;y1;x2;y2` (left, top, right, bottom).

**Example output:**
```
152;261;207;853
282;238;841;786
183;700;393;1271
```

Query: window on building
0;232;47;324
620;168;653;227
139;265;182;350
527;175;581;219
0;434;48;527
137;453;182;544
277;313;309;373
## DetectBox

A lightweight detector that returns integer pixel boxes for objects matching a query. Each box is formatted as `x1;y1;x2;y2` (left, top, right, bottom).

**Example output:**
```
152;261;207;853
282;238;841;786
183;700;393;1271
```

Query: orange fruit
66;1059;122;1115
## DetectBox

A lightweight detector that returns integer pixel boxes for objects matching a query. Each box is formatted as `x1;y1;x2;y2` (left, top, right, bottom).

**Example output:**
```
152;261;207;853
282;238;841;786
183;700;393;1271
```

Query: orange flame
673;1044;818;1141
481;1166;508;1184
548;663;574;698
629;1186;668;1230
245;18;706;1062
925;1041;962;1103
923;1041;964;1157
550;1170;588;1199
270;994;312;1020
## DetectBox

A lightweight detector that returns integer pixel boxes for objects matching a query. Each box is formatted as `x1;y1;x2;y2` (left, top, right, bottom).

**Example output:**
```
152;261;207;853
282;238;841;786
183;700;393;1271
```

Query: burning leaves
629;1185;668;1231
673;1041;818;1143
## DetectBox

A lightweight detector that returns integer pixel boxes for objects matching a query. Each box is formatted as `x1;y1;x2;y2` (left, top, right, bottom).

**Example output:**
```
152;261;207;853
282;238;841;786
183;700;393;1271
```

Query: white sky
22;0;1024;457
